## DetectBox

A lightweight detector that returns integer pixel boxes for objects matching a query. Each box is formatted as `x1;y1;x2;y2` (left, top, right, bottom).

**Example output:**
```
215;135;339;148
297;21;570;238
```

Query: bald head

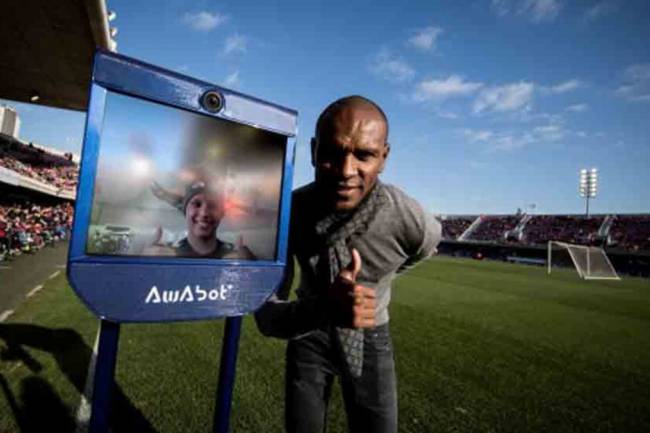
311;95;391;211
315;95;389;142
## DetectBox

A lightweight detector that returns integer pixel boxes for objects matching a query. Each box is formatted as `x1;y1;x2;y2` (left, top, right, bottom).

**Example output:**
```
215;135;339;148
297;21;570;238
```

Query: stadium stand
0;134;77;262
441;216;475;240
0;134;78;192
608;215;650;252
440;213;650;277
522;215;604;245
467;215;520;242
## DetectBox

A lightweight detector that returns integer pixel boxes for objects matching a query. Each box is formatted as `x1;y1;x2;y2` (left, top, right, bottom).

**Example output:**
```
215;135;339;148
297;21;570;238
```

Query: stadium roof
0;0;117;112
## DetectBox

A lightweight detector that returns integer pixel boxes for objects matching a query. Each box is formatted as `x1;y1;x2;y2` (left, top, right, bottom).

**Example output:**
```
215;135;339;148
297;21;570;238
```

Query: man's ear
379;143;390;173
310;137;317;167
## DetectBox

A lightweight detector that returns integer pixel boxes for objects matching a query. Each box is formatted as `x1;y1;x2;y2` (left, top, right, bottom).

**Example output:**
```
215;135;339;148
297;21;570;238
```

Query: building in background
0;105;20;139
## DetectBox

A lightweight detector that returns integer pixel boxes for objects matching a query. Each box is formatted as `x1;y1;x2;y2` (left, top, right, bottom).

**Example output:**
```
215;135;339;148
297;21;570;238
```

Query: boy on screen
147;180;255;259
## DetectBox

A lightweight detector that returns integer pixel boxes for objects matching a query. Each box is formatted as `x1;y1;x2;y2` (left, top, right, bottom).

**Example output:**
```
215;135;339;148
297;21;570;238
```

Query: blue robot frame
68;50;297;433
69;51;297;322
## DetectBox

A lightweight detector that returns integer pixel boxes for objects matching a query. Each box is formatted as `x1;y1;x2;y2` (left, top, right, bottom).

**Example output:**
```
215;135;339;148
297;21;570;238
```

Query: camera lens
201;91;223;113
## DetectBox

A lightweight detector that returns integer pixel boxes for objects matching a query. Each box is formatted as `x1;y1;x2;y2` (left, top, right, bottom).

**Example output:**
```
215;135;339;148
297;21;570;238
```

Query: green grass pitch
1;256;649;432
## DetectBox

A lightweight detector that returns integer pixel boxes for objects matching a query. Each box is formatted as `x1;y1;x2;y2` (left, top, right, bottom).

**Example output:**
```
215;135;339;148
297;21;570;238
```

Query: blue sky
3;0;650;214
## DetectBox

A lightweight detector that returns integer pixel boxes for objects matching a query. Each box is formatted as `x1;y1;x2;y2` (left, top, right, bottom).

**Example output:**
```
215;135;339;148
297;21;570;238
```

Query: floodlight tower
579;168;598;217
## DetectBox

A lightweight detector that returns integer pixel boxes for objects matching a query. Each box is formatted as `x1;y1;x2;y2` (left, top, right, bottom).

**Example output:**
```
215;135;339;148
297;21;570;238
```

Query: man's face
312;105;389;212
185;192;224;239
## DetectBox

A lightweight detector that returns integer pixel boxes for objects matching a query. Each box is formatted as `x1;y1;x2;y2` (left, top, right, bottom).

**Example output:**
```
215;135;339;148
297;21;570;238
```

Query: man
255;95;441;433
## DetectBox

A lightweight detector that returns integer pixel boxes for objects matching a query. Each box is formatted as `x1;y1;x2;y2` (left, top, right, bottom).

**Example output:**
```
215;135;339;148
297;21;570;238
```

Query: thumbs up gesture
152;225;163;245
329;248;376;329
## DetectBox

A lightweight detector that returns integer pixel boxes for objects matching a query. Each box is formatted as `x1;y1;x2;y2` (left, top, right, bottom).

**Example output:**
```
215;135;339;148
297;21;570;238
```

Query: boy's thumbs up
152;225;163;245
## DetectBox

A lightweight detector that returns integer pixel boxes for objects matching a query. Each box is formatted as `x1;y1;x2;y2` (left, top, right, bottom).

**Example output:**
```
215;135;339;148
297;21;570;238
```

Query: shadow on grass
0;324;159;433
1;374;76;432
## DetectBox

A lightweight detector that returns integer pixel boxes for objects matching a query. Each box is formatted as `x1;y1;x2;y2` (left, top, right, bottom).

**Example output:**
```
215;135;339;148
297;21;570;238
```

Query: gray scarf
314;181;387;377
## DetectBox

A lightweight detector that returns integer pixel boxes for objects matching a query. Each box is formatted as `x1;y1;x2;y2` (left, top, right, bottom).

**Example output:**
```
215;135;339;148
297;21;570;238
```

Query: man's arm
398;201;442;273
255;257;321;339
255;251;377;339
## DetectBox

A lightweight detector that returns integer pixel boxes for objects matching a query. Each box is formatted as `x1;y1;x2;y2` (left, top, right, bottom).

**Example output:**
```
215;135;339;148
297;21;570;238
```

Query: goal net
547;241;620;280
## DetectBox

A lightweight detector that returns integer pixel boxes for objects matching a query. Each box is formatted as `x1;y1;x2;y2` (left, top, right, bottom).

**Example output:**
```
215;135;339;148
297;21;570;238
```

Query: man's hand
329;248;376;328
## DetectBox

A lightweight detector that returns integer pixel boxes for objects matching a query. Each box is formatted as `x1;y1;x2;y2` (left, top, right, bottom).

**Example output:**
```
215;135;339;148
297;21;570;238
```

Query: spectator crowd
0;201;73;261
441;214;650;254
609;215;650;252
522;215;604;246
1;139;78;192
441;217;474;240
468;216;520;242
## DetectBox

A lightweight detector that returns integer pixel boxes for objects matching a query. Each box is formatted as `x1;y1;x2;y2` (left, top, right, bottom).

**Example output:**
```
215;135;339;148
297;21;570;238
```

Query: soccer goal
547;241;620;280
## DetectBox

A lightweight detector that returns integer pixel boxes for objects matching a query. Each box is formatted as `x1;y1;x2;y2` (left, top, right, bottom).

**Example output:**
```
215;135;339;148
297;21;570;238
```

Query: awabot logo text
144;284;233;304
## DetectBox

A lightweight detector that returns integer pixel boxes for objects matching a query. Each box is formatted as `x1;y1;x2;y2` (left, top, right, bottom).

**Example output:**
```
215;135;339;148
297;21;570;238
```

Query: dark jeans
285;323;397;433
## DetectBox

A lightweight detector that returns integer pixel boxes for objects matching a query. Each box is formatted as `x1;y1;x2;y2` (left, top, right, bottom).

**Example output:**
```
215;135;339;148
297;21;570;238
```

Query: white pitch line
0;266;11;270
0;310;14;322
75;323;101;433
48;270;61;280
26;284;44;298
56;264;67;269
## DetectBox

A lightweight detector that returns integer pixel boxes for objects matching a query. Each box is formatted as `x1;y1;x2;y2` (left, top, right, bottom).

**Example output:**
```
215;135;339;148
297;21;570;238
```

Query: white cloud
182;11;227;32
370;50;415;83
616;63;650;102
565;103;589;112
462;129;494;142
464;119;569;152
490;133;535;151
223;70;240;88
491;0;511;16
491;0;562;22
408;26;443;51
545;79;582;94
584;1;618;21
412;75;483;102
526;0;562;22
491;125;562;151
473;81;535;113
507;110;564;124
223;34;247;55
532;124;564;141
435;109;460;119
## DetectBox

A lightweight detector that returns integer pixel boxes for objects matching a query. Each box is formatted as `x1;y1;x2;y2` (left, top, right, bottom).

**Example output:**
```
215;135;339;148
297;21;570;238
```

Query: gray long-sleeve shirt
255;182;441;339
